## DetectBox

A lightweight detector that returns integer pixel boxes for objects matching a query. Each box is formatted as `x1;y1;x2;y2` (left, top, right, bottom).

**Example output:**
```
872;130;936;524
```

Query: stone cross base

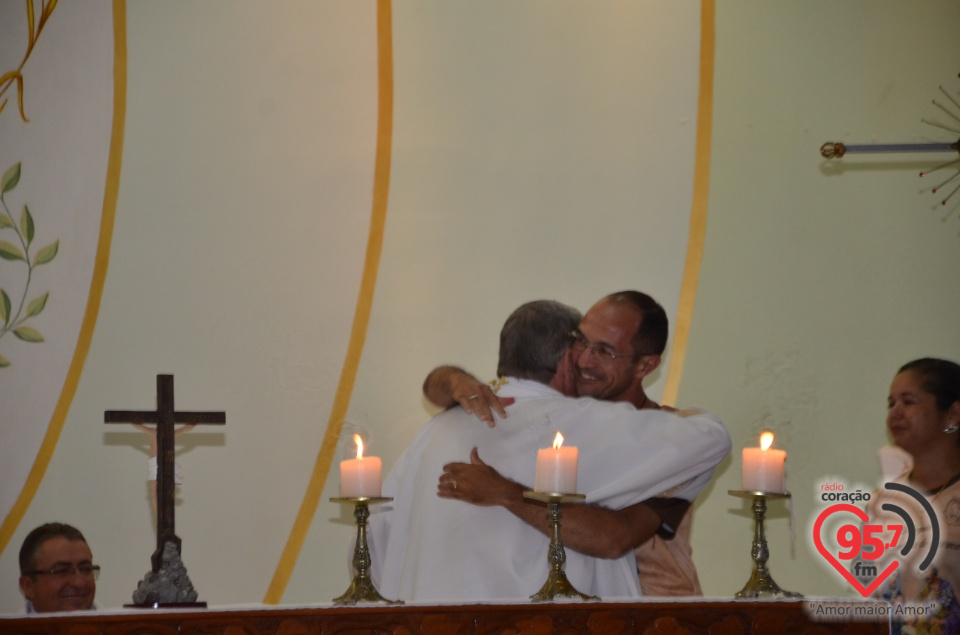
132;541;200;605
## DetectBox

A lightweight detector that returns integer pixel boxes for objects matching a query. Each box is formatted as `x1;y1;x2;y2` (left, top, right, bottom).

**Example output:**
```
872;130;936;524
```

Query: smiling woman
868;358;960;632
886;359;960;473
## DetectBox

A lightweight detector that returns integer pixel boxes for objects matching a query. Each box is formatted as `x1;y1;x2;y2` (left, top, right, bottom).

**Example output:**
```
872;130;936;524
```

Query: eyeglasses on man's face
26;563;100;581
569;330;639;363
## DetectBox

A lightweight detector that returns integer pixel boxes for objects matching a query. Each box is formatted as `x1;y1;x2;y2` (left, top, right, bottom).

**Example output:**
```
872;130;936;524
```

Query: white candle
340;434;382;497
535;431;578;494
741;431;786;493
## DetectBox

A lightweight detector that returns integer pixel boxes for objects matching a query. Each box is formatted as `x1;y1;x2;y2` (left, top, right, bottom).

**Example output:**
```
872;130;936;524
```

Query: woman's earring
945;423;960;434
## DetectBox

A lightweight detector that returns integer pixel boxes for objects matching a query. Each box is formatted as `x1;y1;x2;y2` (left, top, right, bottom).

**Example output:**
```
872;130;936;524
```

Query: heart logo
813;503;899;597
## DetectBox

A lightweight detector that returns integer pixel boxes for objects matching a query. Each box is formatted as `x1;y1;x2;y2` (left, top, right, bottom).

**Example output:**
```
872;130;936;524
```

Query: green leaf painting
33;240;58;266
0;162;58;367
21;205;34;245
0;241;25;261
1;163;20;193
13;326;43;342
0;289;9;325
25;293;48;318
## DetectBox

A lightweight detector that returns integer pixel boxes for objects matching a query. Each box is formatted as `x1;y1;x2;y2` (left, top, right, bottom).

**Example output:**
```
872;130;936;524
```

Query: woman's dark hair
898;358;960;411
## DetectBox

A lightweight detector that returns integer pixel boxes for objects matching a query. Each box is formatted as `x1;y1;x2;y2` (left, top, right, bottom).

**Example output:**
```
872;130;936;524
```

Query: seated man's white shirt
368;378;730;603
24;600;99;614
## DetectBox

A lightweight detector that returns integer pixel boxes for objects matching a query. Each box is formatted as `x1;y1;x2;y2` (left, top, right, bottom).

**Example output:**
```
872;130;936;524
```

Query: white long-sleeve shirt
368;377;731;603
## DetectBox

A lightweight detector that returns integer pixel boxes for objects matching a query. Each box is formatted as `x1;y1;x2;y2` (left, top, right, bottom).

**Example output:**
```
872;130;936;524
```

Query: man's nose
575;347;594;365
64;566;93;582
66;570;86;583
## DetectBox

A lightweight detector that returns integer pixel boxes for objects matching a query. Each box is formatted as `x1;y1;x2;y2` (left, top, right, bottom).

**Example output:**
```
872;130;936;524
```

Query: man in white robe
368;300;730;602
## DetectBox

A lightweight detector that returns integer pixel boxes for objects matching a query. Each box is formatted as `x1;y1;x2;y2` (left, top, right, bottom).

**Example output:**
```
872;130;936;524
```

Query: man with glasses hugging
19;522;98;613
426;290;705;596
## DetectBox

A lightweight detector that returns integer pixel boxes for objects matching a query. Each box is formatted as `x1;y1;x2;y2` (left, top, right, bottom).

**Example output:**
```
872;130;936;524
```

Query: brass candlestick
330;497;402;605
729;490;802;599
524;491;598;602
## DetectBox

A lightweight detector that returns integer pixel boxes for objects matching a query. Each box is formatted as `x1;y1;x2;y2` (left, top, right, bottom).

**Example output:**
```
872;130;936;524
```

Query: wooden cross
105;374;225;572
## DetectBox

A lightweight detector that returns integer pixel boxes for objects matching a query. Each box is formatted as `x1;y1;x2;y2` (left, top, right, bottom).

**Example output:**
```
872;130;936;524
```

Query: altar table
0;600;889;634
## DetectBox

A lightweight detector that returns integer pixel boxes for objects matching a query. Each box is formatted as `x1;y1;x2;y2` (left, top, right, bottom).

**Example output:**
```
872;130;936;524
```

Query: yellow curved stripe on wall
662;0;714;407
262;0;394;605
0;0;127;558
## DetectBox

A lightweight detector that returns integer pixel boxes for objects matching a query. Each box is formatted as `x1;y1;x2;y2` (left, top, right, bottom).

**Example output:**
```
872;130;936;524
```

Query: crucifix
105;374;225;574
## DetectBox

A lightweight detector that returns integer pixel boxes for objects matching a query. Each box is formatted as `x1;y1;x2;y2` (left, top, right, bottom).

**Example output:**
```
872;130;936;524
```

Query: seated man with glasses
18;522;98;613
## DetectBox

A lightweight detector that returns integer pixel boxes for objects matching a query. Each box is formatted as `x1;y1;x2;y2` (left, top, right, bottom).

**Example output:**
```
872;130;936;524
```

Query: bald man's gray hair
497;300;582;384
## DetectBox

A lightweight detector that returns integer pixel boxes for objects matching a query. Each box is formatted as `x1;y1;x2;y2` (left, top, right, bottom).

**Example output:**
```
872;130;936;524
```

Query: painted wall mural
0;0;117;563
0;0;708;609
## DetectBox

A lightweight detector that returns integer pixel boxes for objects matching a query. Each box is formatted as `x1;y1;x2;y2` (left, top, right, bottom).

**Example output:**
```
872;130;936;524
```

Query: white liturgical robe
368;378;730;603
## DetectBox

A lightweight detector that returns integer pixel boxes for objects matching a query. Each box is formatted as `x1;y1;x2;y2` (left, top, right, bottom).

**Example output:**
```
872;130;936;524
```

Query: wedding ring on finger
468;394;479;400
453;480;458;490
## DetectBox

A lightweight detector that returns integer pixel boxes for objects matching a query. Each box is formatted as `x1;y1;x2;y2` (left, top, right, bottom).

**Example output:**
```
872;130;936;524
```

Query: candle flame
354;434;364;459
760;431;774;451
553;431;564;450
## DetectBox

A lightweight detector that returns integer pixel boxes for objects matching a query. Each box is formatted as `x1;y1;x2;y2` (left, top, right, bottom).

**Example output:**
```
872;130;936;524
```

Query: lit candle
741;431;786;493
535;431;578;494
340;434;382;497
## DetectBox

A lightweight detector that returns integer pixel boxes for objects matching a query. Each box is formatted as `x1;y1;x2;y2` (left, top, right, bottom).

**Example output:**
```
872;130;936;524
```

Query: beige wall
1;0;959;612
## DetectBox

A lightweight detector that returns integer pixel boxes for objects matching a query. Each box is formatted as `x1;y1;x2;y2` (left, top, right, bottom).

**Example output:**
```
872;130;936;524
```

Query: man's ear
552;349;578;397
19;575;33;600
634;355;662;380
